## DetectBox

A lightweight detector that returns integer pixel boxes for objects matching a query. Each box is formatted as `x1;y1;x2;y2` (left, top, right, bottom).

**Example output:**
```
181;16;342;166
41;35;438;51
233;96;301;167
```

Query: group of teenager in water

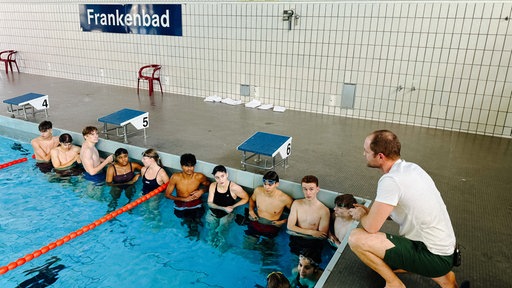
30;120;358;288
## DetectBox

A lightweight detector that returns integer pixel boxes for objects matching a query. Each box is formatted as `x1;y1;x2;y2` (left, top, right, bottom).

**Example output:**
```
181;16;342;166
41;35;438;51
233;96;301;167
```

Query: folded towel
273;106;286;112
257;104;273;110
204;95;222;102
221;98;242;105
245;99;261;108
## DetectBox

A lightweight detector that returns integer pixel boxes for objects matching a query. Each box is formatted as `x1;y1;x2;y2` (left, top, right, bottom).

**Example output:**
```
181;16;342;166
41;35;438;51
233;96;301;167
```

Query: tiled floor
1;73;511;287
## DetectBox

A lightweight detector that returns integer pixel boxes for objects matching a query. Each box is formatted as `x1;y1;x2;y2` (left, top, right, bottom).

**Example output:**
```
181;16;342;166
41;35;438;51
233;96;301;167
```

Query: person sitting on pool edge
106;148;143;213
287;175;330;257
328;193;357;248
165;153;210;240
80;126;113;184
50;133;83;176
290;249;324;288
246;171;293;240
31;120;60;173
206;164;249;249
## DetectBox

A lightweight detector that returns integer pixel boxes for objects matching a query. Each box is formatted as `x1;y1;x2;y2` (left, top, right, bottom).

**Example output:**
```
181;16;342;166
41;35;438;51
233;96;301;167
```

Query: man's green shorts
383;233;454;278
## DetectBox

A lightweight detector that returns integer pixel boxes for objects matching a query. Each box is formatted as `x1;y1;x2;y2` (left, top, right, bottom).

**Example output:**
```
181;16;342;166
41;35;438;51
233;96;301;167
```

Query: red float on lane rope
0;157;28;170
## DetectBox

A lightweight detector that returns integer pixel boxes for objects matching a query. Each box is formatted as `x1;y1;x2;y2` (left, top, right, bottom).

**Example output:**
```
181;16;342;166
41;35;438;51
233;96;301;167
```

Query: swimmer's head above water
262;171;279;185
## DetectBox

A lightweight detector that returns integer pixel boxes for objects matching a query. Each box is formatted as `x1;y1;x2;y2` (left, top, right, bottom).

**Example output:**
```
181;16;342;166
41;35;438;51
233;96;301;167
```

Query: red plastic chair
0;50;19;74
137;64;163;96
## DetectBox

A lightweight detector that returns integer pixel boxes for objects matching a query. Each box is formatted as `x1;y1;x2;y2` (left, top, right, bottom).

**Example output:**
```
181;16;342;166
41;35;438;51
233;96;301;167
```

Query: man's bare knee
348;228;365;247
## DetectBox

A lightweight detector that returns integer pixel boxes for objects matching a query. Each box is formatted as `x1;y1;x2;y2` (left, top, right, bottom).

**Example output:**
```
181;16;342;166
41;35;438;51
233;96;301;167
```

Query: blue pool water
0;135;335;287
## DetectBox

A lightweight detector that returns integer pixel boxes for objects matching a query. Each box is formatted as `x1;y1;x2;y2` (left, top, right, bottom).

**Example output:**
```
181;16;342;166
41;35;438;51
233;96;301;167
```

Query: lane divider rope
0;182;169;275
0;157;28;170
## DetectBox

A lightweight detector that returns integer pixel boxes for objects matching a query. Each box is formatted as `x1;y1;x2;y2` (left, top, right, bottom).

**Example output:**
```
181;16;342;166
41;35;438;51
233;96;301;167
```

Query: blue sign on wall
80;4;182;36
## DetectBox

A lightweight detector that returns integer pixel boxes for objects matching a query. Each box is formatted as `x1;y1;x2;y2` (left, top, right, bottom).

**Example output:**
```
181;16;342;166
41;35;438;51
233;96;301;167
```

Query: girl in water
106;148;143;212
140;148;169;195
140;148;169;225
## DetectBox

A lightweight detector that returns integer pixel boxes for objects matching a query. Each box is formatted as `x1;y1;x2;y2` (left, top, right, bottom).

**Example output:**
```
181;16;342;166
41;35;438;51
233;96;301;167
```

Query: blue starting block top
98;108;149;143
3;93;48;106
237;132;292;158
98;108;148;128
3;92;49;119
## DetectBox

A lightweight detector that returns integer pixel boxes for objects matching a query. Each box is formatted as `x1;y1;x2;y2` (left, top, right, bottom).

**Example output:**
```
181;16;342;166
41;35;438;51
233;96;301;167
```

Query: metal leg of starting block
241;151;247;170
103;123;109;139
23;105;28;120
123;125;128;143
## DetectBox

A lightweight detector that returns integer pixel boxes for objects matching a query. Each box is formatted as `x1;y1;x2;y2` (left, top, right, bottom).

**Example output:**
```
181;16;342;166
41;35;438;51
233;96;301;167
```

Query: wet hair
212;165;227;175
59;133;73;144
38;120;52;132
263;171;279;182
266;271;290;288
300;249;322;267
142;148;163;167
115;148;128;157
82;126;98;137
180;153;196;166
369;130;401;159
301;175;318;186
334;194;358;209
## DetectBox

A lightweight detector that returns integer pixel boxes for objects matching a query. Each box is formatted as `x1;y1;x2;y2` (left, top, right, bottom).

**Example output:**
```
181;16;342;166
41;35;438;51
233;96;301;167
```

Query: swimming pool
0;135;335;287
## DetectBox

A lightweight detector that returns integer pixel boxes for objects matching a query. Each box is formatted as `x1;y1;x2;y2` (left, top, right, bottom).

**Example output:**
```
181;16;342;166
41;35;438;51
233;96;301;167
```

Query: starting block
237;131;292;170
98;108;149;143
3;92;49;119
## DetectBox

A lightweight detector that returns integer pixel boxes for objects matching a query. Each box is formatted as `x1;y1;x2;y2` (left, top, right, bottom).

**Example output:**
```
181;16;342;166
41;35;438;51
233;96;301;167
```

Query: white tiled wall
1;1;511;138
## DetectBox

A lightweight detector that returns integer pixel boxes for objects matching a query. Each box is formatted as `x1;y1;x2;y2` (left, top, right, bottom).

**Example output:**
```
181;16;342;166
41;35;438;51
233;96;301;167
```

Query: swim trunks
83;171;106;185
35;161;53;173
55;163;84;176
174;207;204;220
245;218;281;239
289;235;325;257
175;198;203;210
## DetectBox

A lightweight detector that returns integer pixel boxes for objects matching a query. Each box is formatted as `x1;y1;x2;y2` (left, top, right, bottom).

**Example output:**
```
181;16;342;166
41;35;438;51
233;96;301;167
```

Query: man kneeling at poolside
349;130;461;288
246;171;293;239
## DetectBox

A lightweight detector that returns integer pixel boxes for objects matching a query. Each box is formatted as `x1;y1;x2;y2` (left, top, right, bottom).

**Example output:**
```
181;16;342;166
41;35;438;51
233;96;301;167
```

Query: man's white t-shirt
376;159;456;256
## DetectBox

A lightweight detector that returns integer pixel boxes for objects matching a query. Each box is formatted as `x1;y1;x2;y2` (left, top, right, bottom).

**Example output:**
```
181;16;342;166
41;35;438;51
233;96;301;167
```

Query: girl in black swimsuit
206;165;249;249
140;148;169;195
106;148;143;212
140;148;170;223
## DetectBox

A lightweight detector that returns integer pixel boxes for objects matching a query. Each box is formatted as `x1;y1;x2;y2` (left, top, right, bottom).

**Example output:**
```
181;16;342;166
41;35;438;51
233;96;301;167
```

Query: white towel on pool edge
245;99;261;108
273;106;286;112
257;104;273;110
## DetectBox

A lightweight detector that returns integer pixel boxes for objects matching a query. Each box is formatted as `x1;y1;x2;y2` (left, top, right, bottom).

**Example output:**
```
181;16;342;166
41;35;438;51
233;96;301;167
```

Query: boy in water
165;153;210;239
31;120;60;173
246;171;293;240
328;194;357;247
287;175;330;257
80;126;113;184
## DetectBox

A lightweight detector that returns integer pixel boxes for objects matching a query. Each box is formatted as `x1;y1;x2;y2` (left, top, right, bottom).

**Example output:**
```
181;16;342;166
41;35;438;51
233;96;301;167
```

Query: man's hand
349;204;369;221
